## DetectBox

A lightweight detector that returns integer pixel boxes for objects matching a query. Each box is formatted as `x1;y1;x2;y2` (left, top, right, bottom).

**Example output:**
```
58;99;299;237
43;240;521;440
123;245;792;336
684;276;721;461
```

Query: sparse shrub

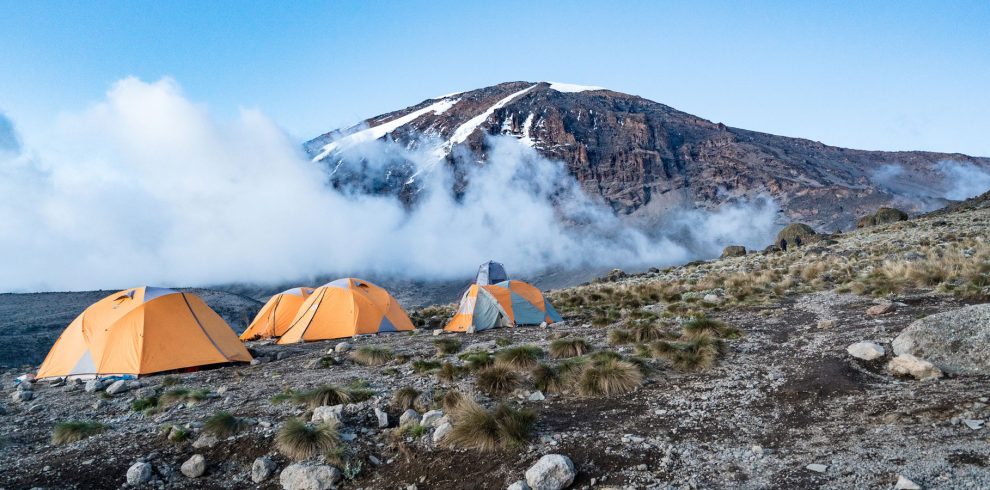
412;359;442;373
495;337;513;347
161;388;210;406
270;390;295;405
399;424;427;438
442;389;465;412
437;362;461;382
476;366;521;396
651;333;723;371
608;328;633;345
683;316;742;339
352;346;393;366
318;355;339;368
276;418;340;460
392;387;421;410
203;411;244;437
52;421;106;445
447;399;535;451
460;351;494;371
577;357;643;396
626;321;668;342
346;380;375;402
293;385;351;408
532;363;564;393
161;375;181;387
131;396;159;413
167;425;190;442
549;338;591;359
433;338;462;355
495;345;543;370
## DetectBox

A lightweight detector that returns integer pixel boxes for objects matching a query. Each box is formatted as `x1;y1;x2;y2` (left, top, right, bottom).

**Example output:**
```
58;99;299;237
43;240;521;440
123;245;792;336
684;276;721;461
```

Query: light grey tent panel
476;260;508;286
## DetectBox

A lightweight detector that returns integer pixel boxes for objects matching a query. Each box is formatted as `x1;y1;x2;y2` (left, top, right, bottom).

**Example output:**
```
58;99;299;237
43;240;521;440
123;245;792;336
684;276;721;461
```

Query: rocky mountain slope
2;201;989;489
306;81;990;230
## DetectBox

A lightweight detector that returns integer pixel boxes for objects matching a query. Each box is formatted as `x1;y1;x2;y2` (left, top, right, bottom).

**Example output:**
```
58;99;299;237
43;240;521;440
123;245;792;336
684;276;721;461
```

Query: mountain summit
305;81;990;230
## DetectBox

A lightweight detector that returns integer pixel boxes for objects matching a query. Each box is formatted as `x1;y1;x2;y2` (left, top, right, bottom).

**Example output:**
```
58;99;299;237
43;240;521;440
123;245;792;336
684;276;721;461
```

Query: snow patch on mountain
519;113;537;147
547;81;606;93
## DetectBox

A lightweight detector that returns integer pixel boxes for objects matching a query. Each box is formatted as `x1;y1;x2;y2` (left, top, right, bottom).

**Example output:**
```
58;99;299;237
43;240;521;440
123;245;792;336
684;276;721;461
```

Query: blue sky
1;0;988;155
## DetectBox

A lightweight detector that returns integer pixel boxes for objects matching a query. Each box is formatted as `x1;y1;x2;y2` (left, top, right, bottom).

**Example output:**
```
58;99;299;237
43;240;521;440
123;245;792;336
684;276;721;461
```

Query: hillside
306;81;990;230
2;201;989;488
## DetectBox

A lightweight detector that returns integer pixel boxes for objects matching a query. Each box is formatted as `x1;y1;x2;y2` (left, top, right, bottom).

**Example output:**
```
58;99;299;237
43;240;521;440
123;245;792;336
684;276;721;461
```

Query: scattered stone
508;480;531;490
334;342;352;353
399;409;421;427
892;304;990;375
374;407;389;428
846;341;885;361
126;462;153;485
10;390;33;403
887;354;943;381
192;433;219;449
311;405;344;424
432;422;452;443
420;410;443;428
279;463;342;490
251;456;277;483
528;391;546;402
84;379;106;393
817;319;836;329
105;380;130;396
895;474;922;489
720;245;747;258
180;454;206;478
867;302;896;316
805;463;827;473
525;454;576;490
963;419;985;430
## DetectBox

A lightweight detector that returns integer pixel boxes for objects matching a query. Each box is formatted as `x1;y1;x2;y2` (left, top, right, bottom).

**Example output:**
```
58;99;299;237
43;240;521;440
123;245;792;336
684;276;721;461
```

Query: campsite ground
2;202;990;489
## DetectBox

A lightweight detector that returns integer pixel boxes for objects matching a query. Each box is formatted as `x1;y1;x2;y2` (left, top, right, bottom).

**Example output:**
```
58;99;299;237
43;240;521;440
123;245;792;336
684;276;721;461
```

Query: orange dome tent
277;278;414;343
489;280;562;325
37;287;252;379
240;287;315;340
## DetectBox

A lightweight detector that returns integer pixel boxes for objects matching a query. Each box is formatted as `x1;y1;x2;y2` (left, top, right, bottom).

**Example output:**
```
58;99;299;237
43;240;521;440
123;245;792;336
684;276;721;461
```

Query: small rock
507;480;531;490
374;407;389;428
528;391;546;402
368;455;382;465
84;379;106;393
126;462;153;485
895;474;922;490
963;419;985;430
311;405;344;424
432;422;453;443
180;454;206;478
420;410;444;428
105;380;130;396
525;454;576;490
806;463;827;473
846;341;885;361
887;354;943;381
279;463;342;490
817;319;836;330
334;342;352;353
251;456;277;483
399;409;421;427
192;433;219;449
867;302;896;316
10;390;33;403
702;293;721;303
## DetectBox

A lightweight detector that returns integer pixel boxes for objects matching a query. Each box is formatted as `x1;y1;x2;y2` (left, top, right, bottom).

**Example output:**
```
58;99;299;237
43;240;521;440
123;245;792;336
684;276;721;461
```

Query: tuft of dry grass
683;316;741;339
292;385;351;408
549;338;591;359
608;328;633;345
437;362;461;382
475;365;522;396
494;345;543;370
459;351;494;371
203;411;244;437
276;418;339;460
411;359;441;373
577;357;643;396
160;387;210;406
442;389;465;412
52;421;106;445
532;363;565;393
433;338;462;355
391;387;421;410
351;346;393;366
446;399;535;451
651;333;723;371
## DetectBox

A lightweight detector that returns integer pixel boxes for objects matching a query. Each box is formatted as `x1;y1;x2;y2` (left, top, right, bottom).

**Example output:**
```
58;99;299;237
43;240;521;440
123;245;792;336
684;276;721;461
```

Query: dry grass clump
203;411;245;437
651;333;724;371
351;346;393;366
441;389;465;412
494;345;543;370
446;399;535;451
411;359;442;373
52;420;106;445
437;362;462;382
532;363;565;393
683;316;741;339
131;396;159;413
392;387;421;410
433;338;462;355
549;338;591;359
608;328;633;345
276;418;340;460
577;357;644;396
293;385;351;408
475;365;522;396
160;387;210;406
460;351;494;371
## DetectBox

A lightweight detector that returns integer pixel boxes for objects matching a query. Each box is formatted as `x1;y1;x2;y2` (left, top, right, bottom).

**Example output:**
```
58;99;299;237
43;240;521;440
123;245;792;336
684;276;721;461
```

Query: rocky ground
2;201;989;489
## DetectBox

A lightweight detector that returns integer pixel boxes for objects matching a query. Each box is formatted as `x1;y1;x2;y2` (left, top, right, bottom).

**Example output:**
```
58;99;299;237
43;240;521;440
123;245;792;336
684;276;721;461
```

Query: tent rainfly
239;287;315;340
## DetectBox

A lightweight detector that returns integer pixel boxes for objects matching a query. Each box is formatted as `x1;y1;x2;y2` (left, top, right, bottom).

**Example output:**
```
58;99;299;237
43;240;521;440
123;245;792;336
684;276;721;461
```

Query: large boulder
775;223;816;250
525;454;576;490
720;245;747;258
857;207;909;228
279;463;341;490
892;304;990;375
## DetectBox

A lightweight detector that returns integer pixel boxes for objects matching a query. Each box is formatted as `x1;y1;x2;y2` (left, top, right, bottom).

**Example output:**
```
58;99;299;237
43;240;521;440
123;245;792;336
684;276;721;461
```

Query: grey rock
420;410;443;428
126;462;153;485
334;342;352;353
311;405;344;424
432;422;453;443
84;379;106;393
251;456;277;483
846;341;885;361
399;409;421;427
806;463;827;473
374;407;389;428
105;380;130;396
887;354;943;381
528;391;546;402
895;475;922;489
279;463;342;490
192;433;219;449
508;480;531;490
525;454;575;490
962;419;984;430
180;454;206;478
10;390;33;402
892;304;990;375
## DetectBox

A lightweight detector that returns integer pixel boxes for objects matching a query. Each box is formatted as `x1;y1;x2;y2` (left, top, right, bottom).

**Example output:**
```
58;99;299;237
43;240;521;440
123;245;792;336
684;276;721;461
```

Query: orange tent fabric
490;280;562;325
277;278;414;343
444;284;512;333
239;287;315;340
37;287;252;379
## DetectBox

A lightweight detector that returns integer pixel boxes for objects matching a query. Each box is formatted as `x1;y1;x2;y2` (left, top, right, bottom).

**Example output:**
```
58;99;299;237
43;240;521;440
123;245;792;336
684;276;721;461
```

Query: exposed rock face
892;304;990;375
857;207;909;228
775;223;816;250
306;81;990;231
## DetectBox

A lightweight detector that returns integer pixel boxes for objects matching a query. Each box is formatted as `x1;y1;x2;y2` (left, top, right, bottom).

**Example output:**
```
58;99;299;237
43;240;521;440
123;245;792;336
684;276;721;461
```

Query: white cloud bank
0;78;779;292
